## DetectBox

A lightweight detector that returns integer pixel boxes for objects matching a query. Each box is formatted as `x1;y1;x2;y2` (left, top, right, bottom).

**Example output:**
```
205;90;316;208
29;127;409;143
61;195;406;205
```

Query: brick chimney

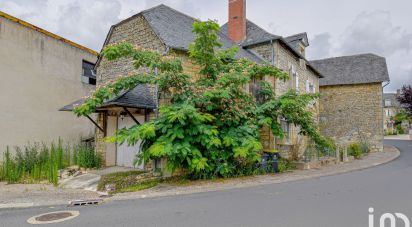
228;0;246;43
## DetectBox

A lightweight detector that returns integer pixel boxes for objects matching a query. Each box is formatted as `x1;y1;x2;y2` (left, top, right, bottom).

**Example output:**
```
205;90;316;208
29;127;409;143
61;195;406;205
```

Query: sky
1;0;411;92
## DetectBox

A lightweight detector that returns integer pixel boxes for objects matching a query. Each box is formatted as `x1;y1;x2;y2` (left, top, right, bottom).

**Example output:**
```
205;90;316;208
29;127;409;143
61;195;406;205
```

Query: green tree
74;20;333;179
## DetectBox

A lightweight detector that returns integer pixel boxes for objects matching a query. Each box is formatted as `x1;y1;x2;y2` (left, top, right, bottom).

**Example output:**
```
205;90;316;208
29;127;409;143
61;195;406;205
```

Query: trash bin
268;152;280;173
260;153;270;171
261;152;280;173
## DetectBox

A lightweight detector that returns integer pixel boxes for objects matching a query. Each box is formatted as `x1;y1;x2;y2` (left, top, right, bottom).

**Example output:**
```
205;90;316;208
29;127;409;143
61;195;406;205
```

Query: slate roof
383;93;400;108
221;21;323;78
310;54;390;86
99;4;263;64
59;84;156;112
221;20;280;47
99;84;157;109
284;33;309;47
59;99;86;112
284;33;309;52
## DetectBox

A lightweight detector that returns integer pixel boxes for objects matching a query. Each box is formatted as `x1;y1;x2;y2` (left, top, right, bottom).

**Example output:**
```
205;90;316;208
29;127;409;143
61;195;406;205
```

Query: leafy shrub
348;143;363;159
396;124;405;134
76;20;333;179
278;158;296;173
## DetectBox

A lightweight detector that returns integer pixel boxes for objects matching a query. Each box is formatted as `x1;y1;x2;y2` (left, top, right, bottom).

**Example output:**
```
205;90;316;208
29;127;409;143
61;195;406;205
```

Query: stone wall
95;15;166;166
319;83;384;152
97;15;165;84
95;15;203;166
246;41;320;157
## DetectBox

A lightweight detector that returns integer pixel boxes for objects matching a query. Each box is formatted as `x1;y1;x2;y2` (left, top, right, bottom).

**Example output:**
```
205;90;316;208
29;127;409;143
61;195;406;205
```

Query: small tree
397;85;412;117
74;20;332;179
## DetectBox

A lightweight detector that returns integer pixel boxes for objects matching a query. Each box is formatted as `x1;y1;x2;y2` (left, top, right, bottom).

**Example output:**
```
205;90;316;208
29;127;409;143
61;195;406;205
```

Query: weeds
0;139;101;185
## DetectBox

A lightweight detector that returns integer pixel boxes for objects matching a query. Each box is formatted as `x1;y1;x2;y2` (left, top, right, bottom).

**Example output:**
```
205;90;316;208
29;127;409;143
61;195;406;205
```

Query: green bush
396;124;405;134
0;140;101;185
82;21;333;180
359;141;370;154
348;143;363;159
278;158;296;173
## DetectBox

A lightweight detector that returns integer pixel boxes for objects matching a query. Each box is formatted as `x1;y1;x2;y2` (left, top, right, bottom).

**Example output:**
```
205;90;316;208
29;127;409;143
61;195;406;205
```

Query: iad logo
369;207;410;227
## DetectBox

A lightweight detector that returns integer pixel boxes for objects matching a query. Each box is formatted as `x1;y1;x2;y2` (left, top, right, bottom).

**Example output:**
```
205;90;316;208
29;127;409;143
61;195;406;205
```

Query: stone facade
95;15;165;167
319;83;384;152
95;10;321;166
97;15;165;84
247;41;320;158
95;15;203;167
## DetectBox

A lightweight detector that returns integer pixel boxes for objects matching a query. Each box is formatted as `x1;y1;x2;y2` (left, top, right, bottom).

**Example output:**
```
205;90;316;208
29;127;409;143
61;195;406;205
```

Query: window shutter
306;80;310;92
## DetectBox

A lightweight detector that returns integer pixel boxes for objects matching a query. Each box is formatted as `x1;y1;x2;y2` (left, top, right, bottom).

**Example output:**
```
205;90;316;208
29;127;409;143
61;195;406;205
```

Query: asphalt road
1;140;411;227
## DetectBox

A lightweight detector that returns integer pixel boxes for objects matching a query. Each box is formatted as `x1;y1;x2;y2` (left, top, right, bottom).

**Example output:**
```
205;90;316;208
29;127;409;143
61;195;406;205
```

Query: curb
108;145;401;202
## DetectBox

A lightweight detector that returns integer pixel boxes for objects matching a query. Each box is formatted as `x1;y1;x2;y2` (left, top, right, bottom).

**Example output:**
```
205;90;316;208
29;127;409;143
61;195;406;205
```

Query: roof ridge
0;11;98;55
311;53;384;62
145;4;199;21
245;19;279;37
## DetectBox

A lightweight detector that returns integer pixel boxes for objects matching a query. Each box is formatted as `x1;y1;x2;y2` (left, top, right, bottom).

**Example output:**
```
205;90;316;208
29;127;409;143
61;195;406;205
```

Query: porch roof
59;84;157;112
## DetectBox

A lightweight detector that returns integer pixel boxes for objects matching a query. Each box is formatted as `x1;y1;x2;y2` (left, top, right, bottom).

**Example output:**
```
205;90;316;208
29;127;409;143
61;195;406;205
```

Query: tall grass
0;139;101;185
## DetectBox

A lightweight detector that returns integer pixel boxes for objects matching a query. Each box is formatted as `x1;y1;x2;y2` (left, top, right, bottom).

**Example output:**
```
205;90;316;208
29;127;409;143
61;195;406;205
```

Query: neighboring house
383;93;401;133
0;11;97;156
311;54;390;152
92;1;322;168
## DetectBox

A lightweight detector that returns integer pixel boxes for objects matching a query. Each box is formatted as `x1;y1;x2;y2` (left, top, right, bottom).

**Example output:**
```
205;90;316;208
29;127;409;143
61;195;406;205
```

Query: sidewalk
0;145;400;209
385;134;411;140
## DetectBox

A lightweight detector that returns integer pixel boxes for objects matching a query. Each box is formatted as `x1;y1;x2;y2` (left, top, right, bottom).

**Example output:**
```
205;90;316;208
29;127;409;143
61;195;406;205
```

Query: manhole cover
27;211;79;224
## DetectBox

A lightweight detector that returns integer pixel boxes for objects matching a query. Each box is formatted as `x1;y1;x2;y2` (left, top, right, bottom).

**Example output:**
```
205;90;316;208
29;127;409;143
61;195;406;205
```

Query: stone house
311;54;390;152
383;93;401;133
92;1;323;169
0;11;97;156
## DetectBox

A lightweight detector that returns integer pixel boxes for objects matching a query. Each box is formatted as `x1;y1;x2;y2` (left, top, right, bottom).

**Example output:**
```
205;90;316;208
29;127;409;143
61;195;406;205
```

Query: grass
97;170;151;193
0;139;101;185
117;180;159;193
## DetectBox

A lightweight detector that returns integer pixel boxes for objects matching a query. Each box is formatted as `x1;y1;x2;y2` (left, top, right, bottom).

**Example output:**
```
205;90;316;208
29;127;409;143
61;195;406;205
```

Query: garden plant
74;20;333;179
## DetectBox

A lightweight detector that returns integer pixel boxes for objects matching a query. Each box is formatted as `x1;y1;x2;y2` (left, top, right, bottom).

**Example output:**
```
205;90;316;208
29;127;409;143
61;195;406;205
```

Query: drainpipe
270;39;274;66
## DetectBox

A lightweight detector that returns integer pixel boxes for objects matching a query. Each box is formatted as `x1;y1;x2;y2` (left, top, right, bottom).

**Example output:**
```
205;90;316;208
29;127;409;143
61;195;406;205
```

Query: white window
295;72;299;90
306;80;310;93
280;119;291;143
310;83;315;93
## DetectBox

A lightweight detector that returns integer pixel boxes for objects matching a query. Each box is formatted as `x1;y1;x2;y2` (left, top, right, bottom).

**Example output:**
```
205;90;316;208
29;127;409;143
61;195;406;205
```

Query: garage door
116;115;145;169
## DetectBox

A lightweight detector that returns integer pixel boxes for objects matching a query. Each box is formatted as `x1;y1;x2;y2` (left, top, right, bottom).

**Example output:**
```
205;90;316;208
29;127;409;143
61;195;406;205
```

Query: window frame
81;60;96;85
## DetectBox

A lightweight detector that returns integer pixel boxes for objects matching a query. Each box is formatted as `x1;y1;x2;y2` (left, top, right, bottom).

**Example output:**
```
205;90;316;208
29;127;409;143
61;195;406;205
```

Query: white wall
0;16;97;155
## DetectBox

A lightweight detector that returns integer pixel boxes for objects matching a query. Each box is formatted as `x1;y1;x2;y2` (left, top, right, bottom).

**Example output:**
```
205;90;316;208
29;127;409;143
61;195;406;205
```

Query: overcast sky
1;0;411;92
